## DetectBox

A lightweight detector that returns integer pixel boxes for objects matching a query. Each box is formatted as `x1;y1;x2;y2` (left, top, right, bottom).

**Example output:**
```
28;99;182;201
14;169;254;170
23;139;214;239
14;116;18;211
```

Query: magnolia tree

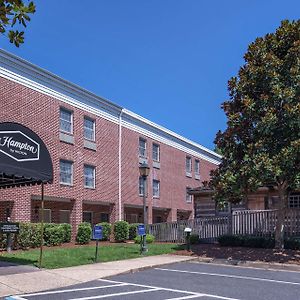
211;20;300;249
0;0;36;47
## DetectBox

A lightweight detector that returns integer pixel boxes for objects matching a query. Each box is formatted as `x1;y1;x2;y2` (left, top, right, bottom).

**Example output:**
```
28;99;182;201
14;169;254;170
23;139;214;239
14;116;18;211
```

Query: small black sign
0;222;20;234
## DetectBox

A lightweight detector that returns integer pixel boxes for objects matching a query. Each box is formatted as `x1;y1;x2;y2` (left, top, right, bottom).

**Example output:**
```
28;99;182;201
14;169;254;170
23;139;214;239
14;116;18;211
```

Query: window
186;156;192;175
84;117;95;141
60;160;73;185
153;180;160;198
195;160;200;175
100;213;109;223
288;195;300;208
59;210;70;223
83;211;93;224
186;188;192;203
60;108;73;134
152;143;160;162
39;209;51;223
139;176;145;196
84;165;95;188
139;138;147;157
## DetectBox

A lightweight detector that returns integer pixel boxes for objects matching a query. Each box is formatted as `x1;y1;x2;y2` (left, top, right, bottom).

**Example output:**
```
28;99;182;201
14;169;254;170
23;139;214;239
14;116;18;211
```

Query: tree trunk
274;184;288;250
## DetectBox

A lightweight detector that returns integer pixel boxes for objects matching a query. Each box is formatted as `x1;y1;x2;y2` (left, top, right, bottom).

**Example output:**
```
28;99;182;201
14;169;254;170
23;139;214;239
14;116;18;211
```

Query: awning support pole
38;182;44;269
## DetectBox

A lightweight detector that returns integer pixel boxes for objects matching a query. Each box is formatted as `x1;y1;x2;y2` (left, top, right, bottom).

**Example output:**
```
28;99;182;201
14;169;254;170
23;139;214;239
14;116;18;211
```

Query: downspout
118;109;124;221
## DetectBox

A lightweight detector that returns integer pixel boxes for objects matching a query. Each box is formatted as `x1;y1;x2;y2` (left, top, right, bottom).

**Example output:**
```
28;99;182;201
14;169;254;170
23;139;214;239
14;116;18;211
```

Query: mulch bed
174;243;300;265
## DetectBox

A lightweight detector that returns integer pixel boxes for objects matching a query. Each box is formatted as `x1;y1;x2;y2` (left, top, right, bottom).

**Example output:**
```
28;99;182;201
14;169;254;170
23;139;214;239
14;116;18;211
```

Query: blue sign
138;224;145;236
93;225;103;240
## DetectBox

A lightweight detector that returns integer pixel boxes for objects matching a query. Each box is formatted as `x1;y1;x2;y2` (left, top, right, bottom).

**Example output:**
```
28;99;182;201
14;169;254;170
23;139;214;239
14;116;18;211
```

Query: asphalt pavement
6;261;300;300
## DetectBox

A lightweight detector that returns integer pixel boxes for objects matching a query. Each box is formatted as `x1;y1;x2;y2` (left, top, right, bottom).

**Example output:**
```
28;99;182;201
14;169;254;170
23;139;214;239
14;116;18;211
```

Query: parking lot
6;262;300;300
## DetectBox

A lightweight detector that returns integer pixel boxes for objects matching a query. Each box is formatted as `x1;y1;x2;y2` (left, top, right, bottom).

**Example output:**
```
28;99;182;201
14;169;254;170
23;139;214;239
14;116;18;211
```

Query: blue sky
0;0;299;150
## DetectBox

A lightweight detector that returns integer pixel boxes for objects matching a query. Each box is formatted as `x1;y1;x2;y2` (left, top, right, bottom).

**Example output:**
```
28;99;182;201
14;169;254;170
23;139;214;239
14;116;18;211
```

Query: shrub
76;222;92;244
114;221;129;242
17;223;32;249
189;233;200;244
30;223;42;248
218;235;244;247
285;237;300;250
60;223;72;243
218;234;275;249
0;233;7;249
96;222;111;241
134;234;155;244
129;223;139;240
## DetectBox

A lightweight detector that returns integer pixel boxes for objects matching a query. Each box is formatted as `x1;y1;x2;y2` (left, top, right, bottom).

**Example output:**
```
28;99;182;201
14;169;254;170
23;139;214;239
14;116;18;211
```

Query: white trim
118;110;124;221
0;50;221;165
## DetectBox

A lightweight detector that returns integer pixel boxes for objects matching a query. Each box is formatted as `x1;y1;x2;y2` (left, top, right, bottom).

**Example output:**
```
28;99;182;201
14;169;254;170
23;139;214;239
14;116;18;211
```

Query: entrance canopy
0;122;53;189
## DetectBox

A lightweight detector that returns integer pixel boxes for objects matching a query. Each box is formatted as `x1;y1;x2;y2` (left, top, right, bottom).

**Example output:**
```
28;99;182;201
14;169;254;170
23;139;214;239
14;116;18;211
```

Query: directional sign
92;225;103;240
138;224;145;236
0;222;20;234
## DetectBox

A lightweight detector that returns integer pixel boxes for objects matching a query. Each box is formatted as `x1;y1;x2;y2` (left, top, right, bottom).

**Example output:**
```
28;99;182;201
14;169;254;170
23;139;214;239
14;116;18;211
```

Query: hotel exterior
0;49;221;235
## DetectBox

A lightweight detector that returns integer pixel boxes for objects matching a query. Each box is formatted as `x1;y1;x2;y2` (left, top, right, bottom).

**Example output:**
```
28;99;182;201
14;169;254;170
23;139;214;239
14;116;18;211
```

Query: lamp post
139;162;150;253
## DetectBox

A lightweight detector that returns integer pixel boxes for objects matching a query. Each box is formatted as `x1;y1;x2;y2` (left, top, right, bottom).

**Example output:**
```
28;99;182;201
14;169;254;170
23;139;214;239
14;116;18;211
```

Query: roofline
0;48;222;164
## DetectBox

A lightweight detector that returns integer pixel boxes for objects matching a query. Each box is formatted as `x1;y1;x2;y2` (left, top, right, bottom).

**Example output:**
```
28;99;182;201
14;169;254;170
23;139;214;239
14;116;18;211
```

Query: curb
194;257;300;272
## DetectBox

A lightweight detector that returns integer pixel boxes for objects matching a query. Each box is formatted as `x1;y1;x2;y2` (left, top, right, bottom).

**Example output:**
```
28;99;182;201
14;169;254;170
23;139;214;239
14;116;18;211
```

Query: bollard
184;227;192;252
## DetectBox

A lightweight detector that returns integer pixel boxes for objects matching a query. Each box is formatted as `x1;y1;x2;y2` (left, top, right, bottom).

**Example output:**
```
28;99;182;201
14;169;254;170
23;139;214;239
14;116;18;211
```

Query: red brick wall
0;76;218;233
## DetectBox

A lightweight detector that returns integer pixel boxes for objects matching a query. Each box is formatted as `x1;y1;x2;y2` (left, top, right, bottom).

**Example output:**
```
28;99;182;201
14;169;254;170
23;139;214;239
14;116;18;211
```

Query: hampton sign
0;131;40;162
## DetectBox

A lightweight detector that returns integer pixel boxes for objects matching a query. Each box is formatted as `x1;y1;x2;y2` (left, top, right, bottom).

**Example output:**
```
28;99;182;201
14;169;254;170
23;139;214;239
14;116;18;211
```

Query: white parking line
98;279;240;300
15;283;127;298
155;267;300;286
67;288;160;300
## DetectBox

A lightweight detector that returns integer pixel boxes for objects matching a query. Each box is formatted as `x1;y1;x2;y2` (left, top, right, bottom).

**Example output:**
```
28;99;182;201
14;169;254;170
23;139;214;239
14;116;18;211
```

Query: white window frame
59;210;70;224
84;164;96;189
288;195;300;209
139;176;145;196
60;107;73;134
60;160;73;186
186;188;192;203
152;143;160;162
153;180;160;198
84;116;95;141
39;208;51;223
186;156;192;176
195;159;200;175
139;138;147;158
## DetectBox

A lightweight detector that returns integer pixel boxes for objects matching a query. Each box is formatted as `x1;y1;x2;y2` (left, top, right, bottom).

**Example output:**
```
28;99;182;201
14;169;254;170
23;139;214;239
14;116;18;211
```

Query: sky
0;0;299;150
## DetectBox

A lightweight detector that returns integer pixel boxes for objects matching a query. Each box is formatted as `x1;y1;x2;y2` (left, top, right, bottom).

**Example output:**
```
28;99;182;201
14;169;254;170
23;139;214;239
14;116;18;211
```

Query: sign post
92;225;103;263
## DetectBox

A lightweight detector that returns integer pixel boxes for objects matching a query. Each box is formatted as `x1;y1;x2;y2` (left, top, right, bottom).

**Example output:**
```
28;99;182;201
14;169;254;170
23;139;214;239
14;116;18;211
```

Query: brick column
167;208;177;222
71;199;82;241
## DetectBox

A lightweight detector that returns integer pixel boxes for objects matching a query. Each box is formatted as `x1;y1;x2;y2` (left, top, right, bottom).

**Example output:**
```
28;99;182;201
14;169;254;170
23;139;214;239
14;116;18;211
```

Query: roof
0;49;222;165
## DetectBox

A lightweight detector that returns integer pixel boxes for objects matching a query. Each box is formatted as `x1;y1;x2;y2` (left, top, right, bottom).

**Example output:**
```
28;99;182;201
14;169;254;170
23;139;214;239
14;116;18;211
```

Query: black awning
0;122;53;189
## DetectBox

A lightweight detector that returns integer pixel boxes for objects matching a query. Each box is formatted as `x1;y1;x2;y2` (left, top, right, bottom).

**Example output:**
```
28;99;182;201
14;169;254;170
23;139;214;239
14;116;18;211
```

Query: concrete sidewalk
0;255;194;298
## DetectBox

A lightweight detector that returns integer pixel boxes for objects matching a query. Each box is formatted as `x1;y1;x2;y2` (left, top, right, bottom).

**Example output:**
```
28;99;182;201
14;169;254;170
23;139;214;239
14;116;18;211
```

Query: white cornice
0;49;221;165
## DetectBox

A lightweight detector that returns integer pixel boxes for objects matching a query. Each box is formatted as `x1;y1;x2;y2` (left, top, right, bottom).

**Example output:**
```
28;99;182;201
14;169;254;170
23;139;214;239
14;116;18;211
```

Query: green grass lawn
0;243;183;269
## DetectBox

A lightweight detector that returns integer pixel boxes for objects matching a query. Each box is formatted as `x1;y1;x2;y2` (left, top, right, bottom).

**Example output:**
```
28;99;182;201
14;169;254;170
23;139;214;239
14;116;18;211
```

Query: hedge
0;223;72;250
96;222;111;241
129;223;140;240
189;233;200;244
114;221;129;242
134;234;155;244
76;222;92;244
218;234;300;250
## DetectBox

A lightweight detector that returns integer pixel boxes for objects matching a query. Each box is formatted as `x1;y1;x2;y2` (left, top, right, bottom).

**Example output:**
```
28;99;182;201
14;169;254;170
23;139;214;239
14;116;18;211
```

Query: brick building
0;49;221;235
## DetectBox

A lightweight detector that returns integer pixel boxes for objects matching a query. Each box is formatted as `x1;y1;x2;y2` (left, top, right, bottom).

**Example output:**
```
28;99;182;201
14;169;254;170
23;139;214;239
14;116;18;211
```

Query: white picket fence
148;210;300;243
